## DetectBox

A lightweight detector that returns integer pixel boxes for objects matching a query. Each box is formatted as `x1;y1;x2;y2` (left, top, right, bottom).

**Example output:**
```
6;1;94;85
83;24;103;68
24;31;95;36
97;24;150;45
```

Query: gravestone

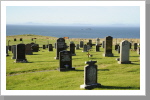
80;60;101;89
129;42;132;49
48;44;53;51
103;36;114;57
82;44;88;52
118;45;120;54
11;45;16;59
43;45;46;49
96;44;100;52
89;40;92;47
25;44;33;55
55;38;67;59
15;44;27;63
6;46;9;56
118;40;131;64
70;42;76;56
31;38;33;41
76;44;80;50
96;38;100;45
87;44;91;51
134;43;137;51
31;44;39;52
79;41;84;48
54;43;56;49
102;41;105;48
115;44;119;51
137;47;140;55
58;50;75;71
20;38;22;41
14;38;16;41
8;46;11;51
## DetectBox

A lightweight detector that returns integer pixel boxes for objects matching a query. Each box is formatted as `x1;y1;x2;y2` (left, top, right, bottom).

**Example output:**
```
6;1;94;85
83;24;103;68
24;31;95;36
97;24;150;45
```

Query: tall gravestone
137;47;140;55
96;38;100;45
11;45;16;59
48;44;53;51
118;40;131;64
6;46;9;56
15;44;27;63
70;42;76;56
58;50;75;71
118;45;120;54
25;44;33;55
82;44;88;52
103;36;114;57
80;60;101;89
55;38;67;59
80;41;84;48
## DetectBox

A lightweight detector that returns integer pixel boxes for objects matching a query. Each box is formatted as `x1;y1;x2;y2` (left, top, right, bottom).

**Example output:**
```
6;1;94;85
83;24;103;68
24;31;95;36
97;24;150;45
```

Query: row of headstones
13;38;36;41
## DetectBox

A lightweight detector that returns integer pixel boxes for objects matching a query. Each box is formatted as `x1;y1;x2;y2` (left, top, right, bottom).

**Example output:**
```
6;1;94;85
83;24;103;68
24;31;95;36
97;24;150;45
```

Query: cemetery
6;34;140;90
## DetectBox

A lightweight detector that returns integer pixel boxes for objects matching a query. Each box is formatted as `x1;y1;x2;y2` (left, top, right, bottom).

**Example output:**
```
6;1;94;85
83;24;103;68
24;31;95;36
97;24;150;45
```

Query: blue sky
6;6;140;26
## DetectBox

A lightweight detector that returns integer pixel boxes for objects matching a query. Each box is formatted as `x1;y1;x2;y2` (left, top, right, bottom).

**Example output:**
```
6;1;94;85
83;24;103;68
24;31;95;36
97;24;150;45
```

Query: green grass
6;34;140;90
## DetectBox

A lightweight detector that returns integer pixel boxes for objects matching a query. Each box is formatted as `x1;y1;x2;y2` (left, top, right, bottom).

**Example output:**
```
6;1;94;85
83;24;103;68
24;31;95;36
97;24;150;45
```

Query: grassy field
6;34;140;90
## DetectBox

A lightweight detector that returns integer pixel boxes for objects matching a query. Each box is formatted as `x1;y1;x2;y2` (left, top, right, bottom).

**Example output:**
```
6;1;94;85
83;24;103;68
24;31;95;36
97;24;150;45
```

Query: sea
6;25;140;39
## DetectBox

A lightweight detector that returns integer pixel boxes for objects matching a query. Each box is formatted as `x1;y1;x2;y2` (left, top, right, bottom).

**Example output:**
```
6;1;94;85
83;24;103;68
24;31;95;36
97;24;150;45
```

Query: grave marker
48;44;53;51
80;41;84;48
25;44;33;55
76;44;80;50
11;45;16;59
31;44;39;52
96;44;100;52
70;42;76;56
96;38;100;45
82;44;88;52
6;46;9;56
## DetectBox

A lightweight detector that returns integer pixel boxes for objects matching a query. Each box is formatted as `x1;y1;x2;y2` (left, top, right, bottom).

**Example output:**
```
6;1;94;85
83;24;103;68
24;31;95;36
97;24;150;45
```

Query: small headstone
118;40;131;64
134;43;137;51
79;41;84;48
70;42;76;56
31;38;33;41
58;50;75;71
20;38;22;41
115;44;119;51
103;36;114;57
43;45;46;49
80;60;101;89
96;38;100;45
76;44;80;50
15;44;27;63
8;46;11;51
25;44;33;55
48;44;53;51
6;46;9;56
11;45;16;59
96;44;100;52
82;44;88;52
31;44;39;52
14;38;16;41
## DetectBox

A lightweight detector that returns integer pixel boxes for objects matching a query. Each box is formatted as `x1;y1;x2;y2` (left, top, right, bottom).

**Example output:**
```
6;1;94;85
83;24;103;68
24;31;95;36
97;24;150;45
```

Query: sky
6;6;140;26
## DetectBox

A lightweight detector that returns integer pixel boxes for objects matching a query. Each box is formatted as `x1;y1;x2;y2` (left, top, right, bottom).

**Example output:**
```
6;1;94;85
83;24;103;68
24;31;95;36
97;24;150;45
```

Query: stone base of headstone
103;53;114;57
58;67;75;71
54;57;59;59
15;59;28;63
80;83;101;89
118;61;131;64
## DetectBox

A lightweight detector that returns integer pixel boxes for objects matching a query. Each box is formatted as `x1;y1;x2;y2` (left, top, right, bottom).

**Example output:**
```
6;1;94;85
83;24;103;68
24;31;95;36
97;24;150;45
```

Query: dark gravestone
129;42;132;49
115;44;119;51
15;44;27;63
58;50;75;71
89;40;92;47
134;43;138;51
31;44;39;52
76;44;80;50
25;44;33;55
118;45;120;54
6;46;9;56
80;60;101;89
102;41;105;48
48;44;53;51
96;38;100;45
79;41;84;48
82;44;88;52
8;46;11;51
70;42;76;56
20;38;23;41
96;44;100;52
11;45;16;59
55;38;67;59
43;45;46;49
14;38;16;41
103;36;114;57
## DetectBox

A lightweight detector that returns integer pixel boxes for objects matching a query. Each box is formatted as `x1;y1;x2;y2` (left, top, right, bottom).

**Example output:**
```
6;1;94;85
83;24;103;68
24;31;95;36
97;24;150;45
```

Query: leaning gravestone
6;46;9;56
58;50;75;71
70;42;76;56
79;41;84;48
31;44;39;52
55;38;67;59
25;44;33;55
103;36;114;57
80;60;101;89
48;44;53;51
118;40;131;64
15;44;27;63
11;45;16;59
82;44;88;52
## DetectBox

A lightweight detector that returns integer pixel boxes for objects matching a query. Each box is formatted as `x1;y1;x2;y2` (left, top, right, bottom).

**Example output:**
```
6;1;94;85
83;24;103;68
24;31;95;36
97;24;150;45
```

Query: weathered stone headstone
43;45;46;49
6;46;9;56
55;38;67;59
82;44;88;52
25;44;33;55
102;41;105;48
103;36;114;57
31;44;39;52
134;43;137;51
70;42;76;56
87;44;91;51
58;50;75;71
96;38;100;45
80;60;101;89
118;40;131;64
76;44;80;50
96;44;100;52
79;41;84;48
48;44;53;51
11;45;16;59
14;38;16;41
15;44;27;63
20;38;22;41
115;44;119;51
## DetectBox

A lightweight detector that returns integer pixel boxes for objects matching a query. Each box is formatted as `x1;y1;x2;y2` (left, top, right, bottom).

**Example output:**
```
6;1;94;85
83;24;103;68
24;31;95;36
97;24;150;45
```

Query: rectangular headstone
82;44;88;52
43;45;46;49
58;50;75;71
48;44;53;51
31;44;39;52
76;44;80;50
134;43;137;51
79;41;84;48
70;42;76;56
25;44;33;55
96;44;100;52
102;41;105;48
80;60;101;89
11;45;16;59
